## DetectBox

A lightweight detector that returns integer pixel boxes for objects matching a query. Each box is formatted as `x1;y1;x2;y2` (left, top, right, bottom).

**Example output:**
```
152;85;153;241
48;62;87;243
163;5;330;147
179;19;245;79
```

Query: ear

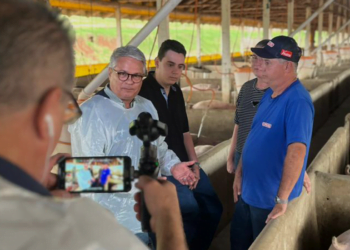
108;67;113;80
285;61;292;73
35;88;63;141
155;57;160;68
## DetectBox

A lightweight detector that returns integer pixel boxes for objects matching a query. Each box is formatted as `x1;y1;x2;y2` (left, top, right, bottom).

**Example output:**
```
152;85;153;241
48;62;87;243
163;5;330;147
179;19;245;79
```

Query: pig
192;100;235;110
329;229;350;250
345;165;350;175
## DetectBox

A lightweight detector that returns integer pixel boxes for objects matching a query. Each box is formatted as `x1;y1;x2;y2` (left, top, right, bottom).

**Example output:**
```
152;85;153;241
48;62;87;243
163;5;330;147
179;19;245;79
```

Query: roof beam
290;0;334;37
79;0;183;100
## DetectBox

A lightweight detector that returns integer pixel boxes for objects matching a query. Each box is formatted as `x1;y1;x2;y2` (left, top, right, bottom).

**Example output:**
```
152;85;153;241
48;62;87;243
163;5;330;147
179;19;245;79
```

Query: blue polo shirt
241;79;314;209
100;168;111;185
0;156;51;196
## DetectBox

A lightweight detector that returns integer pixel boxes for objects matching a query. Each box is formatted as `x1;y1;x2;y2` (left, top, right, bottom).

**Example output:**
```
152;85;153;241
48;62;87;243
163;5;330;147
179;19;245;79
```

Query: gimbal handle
129;112;168;232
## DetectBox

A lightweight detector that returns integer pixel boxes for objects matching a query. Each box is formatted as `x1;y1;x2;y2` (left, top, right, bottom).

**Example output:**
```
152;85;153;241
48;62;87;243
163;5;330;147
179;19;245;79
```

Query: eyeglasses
110;68;144;83
63;90;82;124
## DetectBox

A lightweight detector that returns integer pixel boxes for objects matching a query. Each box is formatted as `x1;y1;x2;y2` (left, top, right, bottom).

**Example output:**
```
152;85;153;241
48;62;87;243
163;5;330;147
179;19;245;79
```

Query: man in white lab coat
69;45;197;240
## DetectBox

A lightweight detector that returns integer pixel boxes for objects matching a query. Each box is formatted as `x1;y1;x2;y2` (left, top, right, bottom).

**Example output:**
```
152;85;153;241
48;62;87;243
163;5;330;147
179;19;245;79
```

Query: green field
67;15;331;66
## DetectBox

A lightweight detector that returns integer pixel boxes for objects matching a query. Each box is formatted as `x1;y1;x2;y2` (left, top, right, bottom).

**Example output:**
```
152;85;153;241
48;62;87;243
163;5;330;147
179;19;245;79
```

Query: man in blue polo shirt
231;36;314;250
99;164;111;190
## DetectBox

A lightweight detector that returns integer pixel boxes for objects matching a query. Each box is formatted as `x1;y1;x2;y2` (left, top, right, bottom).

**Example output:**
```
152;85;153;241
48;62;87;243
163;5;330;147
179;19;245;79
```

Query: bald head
0;0;75;114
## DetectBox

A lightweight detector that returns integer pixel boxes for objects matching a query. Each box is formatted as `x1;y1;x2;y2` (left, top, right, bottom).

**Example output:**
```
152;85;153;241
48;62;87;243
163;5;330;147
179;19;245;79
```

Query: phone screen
60;156;132;193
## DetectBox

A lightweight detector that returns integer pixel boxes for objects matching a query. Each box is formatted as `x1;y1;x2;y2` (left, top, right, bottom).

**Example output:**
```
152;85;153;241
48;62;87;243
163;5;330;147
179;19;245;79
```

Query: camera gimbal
129;112;167;232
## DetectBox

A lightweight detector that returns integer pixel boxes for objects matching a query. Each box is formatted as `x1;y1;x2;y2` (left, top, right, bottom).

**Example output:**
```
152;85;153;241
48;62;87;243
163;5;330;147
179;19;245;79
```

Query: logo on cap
267;41;275;47
281;49;293;58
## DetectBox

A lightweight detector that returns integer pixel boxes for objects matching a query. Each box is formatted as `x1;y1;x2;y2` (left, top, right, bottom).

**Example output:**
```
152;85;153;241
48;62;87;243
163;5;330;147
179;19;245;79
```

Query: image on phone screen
64;157;126;192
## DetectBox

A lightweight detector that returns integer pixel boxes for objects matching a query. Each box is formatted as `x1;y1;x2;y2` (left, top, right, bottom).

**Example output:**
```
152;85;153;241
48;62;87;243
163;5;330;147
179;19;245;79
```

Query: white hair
278;58;298;74
109;45;147;74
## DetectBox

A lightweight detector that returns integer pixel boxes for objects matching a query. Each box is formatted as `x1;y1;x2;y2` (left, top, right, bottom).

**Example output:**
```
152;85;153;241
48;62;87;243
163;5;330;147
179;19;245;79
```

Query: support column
317;0;324;65
270;24;273;38
157;0;170;47
221;0;231;103
311;25;316;51
290;0;334;37
342;0;347;44
258;22;262;40
115;3;123;48
312;19;350;54
240;22;245;53
348;1;350;46
327;4;333;50
336;1;342;50
305;0;312;56
287;0;294;35
263;0;270;39
196;16;201;67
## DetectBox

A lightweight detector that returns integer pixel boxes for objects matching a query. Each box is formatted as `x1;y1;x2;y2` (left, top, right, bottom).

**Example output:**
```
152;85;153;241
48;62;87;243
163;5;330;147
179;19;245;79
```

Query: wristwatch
193;162;201;168
274;196;288;204
189;162;201;169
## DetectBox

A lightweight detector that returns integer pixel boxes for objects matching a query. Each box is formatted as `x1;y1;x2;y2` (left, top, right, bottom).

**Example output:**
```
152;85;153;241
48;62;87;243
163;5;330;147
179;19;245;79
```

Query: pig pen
198;65;350;249
206;115;350;250
185;65;350;149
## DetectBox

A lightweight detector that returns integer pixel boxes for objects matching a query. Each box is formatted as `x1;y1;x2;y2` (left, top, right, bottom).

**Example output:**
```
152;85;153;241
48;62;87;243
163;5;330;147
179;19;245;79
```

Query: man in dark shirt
139;39;223;250
226;40;270;174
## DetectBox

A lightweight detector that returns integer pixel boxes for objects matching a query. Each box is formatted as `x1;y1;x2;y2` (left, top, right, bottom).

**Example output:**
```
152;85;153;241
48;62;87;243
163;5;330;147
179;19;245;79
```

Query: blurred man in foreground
0;1;187;249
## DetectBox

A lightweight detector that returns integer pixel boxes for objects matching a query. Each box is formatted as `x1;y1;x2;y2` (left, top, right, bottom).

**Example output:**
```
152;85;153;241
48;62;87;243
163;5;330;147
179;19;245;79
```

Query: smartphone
58;156;133;193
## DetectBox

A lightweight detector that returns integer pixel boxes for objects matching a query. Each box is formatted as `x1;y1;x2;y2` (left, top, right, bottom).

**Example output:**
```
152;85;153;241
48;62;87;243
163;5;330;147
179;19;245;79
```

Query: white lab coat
0;176;148;250
68;89;180;233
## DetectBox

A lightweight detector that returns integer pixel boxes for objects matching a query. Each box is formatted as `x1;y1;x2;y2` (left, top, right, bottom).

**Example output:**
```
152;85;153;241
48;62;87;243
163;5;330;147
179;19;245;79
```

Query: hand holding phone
134;176;180;232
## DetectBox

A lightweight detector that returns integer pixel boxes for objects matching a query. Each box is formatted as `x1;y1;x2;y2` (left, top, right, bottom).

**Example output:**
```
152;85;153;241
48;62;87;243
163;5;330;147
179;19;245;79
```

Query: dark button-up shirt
139;72;190;162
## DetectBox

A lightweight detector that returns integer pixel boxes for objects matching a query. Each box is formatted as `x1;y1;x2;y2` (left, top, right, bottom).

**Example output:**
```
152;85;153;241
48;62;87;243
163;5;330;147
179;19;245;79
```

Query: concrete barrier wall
187;109;234;144
248;114;350;250
331;70;350;111
198;140;234;233
183;91;223;104
309;81;333;132
315;172;350;250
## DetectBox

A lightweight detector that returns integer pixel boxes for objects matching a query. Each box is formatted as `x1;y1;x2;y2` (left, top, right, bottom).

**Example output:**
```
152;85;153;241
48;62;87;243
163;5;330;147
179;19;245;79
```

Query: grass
67;15;336;65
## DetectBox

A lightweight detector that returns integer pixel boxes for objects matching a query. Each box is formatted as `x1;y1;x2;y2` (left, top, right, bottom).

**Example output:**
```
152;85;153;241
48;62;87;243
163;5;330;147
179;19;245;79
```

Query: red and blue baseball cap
251;36;302;63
